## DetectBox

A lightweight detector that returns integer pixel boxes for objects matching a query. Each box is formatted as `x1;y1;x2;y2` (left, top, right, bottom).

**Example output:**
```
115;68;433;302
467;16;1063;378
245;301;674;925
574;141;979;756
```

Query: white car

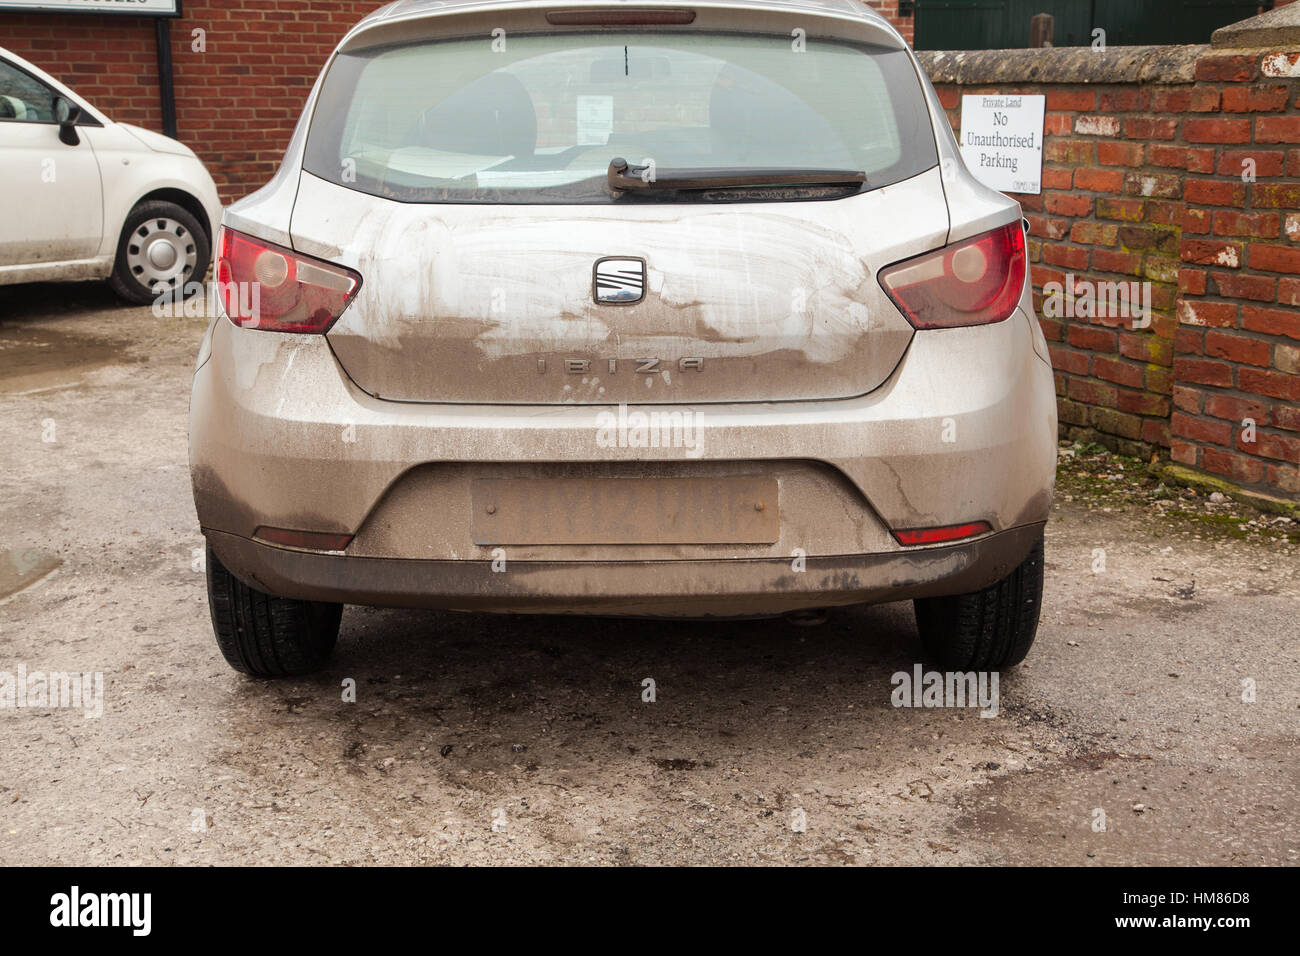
0;46;222;304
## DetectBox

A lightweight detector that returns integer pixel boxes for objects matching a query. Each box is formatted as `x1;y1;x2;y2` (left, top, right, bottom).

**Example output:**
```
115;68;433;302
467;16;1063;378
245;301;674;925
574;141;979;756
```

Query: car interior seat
408;72;538;160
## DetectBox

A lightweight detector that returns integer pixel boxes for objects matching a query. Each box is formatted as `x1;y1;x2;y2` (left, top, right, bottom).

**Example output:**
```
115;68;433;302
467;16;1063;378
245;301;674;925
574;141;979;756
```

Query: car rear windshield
303;31;938;203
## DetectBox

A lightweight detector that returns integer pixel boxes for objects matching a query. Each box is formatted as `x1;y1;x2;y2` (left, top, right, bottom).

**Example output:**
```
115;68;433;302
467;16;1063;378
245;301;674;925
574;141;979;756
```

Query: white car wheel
110;200;209;305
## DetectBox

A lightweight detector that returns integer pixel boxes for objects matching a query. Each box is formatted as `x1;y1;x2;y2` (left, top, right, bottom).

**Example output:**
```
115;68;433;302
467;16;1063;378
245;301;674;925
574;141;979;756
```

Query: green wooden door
914;0;1270;50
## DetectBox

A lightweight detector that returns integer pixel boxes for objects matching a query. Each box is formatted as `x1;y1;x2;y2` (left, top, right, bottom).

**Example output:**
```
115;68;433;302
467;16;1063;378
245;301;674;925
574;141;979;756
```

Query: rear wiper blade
607;157;866;192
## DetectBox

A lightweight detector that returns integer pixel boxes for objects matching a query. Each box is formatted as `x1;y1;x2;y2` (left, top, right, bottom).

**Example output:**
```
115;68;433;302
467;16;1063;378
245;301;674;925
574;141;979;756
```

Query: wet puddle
0;325;132;395
0;547;62;600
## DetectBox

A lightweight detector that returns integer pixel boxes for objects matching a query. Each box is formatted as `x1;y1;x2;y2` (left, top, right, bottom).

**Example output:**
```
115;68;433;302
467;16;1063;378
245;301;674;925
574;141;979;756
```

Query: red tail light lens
879;222;1026;330
216;227;361;333
893;521;992;546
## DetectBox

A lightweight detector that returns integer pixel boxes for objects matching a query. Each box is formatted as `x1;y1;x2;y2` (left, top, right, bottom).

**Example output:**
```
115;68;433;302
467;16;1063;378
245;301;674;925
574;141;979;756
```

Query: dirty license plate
471;476;779;545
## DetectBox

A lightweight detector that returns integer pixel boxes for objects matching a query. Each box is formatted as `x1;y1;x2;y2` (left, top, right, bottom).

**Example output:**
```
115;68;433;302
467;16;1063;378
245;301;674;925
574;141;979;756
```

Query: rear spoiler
338;0;908;54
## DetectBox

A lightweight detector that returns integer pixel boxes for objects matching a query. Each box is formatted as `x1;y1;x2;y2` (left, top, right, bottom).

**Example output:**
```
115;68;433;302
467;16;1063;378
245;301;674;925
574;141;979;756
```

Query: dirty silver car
190;0;1057;677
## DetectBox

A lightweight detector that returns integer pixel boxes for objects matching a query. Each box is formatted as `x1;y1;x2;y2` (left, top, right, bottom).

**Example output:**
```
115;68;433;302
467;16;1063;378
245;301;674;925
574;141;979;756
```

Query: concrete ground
0;281;1296;866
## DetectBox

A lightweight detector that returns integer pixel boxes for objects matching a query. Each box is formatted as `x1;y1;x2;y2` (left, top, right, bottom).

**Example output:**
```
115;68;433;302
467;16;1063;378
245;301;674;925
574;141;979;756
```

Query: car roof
360;0;889;31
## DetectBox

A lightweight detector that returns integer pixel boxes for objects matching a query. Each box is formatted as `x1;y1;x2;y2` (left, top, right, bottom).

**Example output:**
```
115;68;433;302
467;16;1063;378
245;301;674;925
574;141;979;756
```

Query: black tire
109;199;210;305
913;533;1045;670
205;544;342;677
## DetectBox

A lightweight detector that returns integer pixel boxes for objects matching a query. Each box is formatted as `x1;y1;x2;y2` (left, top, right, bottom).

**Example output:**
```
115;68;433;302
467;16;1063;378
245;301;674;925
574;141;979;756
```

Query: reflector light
893;521;992;546
254;527;354;552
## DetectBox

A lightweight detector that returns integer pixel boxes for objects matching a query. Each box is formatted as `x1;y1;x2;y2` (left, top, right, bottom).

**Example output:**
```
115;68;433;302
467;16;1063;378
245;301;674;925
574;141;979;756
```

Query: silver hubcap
126;217;197;293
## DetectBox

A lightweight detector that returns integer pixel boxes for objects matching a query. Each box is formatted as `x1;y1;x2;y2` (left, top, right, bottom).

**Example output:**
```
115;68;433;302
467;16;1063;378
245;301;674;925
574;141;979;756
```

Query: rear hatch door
294;169;947;404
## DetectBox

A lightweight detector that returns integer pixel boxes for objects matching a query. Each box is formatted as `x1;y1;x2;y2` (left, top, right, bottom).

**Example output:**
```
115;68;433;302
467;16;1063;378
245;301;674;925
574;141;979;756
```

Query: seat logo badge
593;257;646;305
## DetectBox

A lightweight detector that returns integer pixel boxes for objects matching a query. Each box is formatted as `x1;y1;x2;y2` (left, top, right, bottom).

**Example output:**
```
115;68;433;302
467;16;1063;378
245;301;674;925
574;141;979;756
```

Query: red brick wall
1;1;387;202
1176;52;1300;493
930;48;1300;496
2;13;162;128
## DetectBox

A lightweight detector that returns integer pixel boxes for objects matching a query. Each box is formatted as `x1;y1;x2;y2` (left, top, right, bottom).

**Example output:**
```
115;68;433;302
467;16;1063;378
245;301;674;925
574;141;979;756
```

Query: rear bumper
190;304;1056;611
207;523;1044;616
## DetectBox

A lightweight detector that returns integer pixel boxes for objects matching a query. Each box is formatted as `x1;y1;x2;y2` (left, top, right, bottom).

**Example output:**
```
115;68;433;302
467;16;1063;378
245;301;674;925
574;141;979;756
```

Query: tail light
879;222;1026;330
216;227;361;333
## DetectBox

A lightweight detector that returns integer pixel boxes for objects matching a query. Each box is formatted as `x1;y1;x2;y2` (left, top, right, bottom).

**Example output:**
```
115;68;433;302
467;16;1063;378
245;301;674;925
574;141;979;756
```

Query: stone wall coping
917;46;1206;86
1212;2;1300;49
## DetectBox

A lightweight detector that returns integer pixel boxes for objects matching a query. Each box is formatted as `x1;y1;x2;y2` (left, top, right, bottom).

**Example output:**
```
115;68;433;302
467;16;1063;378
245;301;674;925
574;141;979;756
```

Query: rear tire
913;533;1044;670
205;544;341;677
109;200;210;305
